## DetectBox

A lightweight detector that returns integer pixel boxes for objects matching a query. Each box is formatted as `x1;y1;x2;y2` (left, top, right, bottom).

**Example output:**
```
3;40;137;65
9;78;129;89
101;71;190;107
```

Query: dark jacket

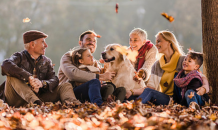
1;50;59;99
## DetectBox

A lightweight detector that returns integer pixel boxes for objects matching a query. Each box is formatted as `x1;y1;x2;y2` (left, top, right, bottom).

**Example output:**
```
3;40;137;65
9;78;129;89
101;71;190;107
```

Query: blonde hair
155;30;184;55
129;28;147;41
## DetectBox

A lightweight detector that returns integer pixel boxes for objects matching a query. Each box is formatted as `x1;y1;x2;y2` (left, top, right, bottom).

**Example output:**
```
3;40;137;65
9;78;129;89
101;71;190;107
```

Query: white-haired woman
137;30;209;105
126;28;158;100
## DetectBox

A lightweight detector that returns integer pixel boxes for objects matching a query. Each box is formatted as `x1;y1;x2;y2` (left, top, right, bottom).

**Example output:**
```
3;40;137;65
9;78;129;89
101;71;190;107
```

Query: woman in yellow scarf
137;30;209;105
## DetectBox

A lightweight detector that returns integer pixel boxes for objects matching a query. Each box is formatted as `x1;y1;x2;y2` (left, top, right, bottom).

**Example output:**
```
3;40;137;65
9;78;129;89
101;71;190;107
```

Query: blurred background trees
0;0;202;83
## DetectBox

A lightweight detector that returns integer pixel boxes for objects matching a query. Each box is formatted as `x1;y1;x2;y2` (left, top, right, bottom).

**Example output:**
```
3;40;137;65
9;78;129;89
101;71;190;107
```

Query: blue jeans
138;88;170;105
185;89;204;106
73;79;103;106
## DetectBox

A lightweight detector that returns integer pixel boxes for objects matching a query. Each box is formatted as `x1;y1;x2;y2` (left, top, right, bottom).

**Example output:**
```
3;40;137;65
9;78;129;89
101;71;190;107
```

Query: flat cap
23;30;48;44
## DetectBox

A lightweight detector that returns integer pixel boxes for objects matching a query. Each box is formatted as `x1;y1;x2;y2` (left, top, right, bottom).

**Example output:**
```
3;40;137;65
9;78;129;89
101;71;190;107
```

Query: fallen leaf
188;92;195;99
209;114;217;121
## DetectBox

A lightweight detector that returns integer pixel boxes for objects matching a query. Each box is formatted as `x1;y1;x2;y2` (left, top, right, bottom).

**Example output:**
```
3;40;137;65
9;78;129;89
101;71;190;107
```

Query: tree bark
201;0;218;104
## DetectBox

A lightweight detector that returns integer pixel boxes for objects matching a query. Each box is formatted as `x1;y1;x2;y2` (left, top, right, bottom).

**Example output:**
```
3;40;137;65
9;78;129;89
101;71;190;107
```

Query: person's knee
90;79;101;86
116;87;126;94
145;87;153;92
103;84;114;92
185;89;195;97
90;79;100;83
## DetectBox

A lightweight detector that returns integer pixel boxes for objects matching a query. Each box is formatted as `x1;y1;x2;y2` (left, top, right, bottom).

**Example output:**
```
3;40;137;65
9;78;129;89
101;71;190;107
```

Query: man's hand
29;76;43;93
196;86;206;96
99;72;116;81
125;90;132;99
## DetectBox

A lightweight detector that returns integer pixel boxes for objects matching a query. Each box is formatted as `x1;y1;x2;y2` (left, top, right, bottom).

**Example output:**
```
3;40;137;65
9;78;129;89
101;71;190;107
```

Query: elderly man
58;30;126;103
1;30;80;107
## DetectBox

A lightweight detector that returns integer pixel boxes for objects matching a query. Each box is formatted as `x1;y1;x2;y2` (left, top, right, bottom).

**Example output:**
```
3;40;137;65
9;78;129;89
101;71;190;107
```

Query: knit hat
23;30;48;44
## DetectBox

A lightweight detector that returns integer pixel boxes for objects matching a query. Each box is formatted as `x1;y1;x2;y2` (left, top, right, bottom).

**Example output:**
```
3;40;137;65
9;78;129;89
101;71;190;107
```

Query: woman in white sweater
126;28;158;100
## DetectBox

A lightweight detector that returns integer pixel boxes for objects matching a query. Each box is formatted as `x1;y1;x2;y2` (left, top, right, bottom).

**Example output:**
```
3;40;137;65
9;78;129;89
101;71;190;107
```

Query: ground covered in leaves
0;99;218;130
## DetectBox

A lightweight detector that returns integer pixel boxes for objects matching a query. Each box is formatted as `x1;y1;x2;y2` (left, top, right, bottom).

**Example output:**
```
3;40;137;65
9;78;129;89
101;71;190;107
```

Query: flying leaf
96;35;101;38
115;3;119;13
126;49;138;62
93;34;101;38
115;45;138;62
161;12;174;23
115;45;128;55
188;47;192;51
23;17;31;23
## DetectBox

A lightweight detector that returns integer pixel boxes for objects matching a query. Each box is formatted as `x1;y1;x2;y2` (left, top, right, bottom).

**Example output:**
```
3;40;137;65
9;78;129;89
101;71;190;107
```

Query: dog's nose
101;52;106;56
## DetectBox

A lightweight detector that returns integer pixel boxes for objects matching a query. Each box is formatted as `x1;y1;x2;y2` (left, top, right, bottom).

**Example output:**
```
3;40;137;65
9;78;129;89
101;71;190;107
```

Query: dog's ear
117;52;125;64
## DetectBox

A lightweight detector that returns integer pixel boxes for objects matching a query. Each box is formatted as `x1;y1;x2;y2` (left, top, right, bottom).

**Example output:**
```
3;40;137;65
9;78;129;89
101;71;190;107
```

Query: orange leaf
188;47;193;51
126;49;138;62
115;3;119;13
161;12;174;23
115;45;128;55
188;92;194;99
96;35;101;38
23;17;31;23
93;34;101;38
115;45;138;62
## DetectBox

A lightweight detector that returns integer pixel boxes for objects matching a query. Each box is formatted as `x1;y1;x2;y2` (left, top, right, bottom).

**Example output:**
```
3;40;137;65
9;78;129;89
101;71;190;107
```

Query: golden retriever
101;44;146;91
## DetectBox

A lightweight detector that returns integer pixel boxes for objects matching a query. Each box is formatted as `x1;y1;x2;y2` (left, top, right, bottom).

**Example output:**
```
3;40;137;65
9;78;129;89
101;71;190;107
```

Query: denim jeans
73;79;103;106
185;89;204;106
137;88;170;105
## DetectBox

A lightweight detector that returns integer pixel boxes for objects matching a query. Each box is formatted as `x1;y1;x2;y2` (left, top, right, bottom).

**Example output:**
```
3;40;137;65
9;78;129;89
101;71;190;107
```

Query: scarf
174;70;202;98
159;51;181;96
136;41;153;71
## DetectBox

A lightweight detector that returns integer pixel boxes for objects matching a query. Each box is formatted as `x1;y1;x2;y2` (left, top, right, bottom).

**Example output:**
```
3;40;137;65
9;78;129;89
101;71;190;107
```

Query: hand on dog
99;72;116;81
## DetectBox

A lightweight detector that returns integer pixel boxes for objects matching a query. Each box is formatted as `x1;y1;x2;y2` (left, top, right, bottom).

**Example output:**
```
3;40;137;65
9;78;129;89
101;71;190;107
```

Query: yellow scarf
159;51;181;96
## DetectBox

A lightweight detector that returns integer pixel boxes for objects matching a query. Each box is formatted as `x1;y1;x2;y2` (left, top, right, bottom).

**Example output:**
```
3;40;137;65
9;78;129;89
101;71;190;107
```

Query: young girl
71;48;126;104
70;47;103;106
174;51;209;107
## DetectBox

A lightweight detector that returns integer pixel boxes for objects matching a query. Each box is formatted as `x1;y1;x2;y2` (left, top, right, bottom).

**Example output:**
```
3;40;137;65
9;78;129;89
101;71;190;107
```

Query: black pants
101;82;126;102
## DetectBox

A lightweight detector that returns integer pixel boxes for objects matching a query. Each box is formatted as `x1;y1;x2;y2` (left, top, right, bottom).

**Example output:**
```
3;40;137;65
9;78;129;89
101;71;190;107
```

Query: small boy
174;51;209;107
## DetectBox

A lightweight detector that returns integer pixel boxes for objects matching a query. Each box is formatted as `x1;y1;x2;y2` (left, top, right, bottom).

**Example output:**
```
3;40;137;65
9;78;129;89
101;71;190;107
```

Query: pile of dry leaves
0;99;218;130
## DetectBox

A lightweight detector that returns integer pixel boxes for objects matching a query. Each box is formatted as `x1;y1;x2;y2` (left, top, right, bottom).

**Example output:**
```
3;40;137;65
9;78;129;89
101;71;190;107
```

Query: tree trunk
201;0;218;104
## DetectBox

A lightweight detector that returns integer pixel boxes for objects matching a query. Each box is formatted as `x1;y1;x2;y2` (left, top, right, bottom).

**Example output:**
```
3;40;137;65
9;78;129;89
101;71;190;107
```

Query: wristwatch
42;81;48;89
